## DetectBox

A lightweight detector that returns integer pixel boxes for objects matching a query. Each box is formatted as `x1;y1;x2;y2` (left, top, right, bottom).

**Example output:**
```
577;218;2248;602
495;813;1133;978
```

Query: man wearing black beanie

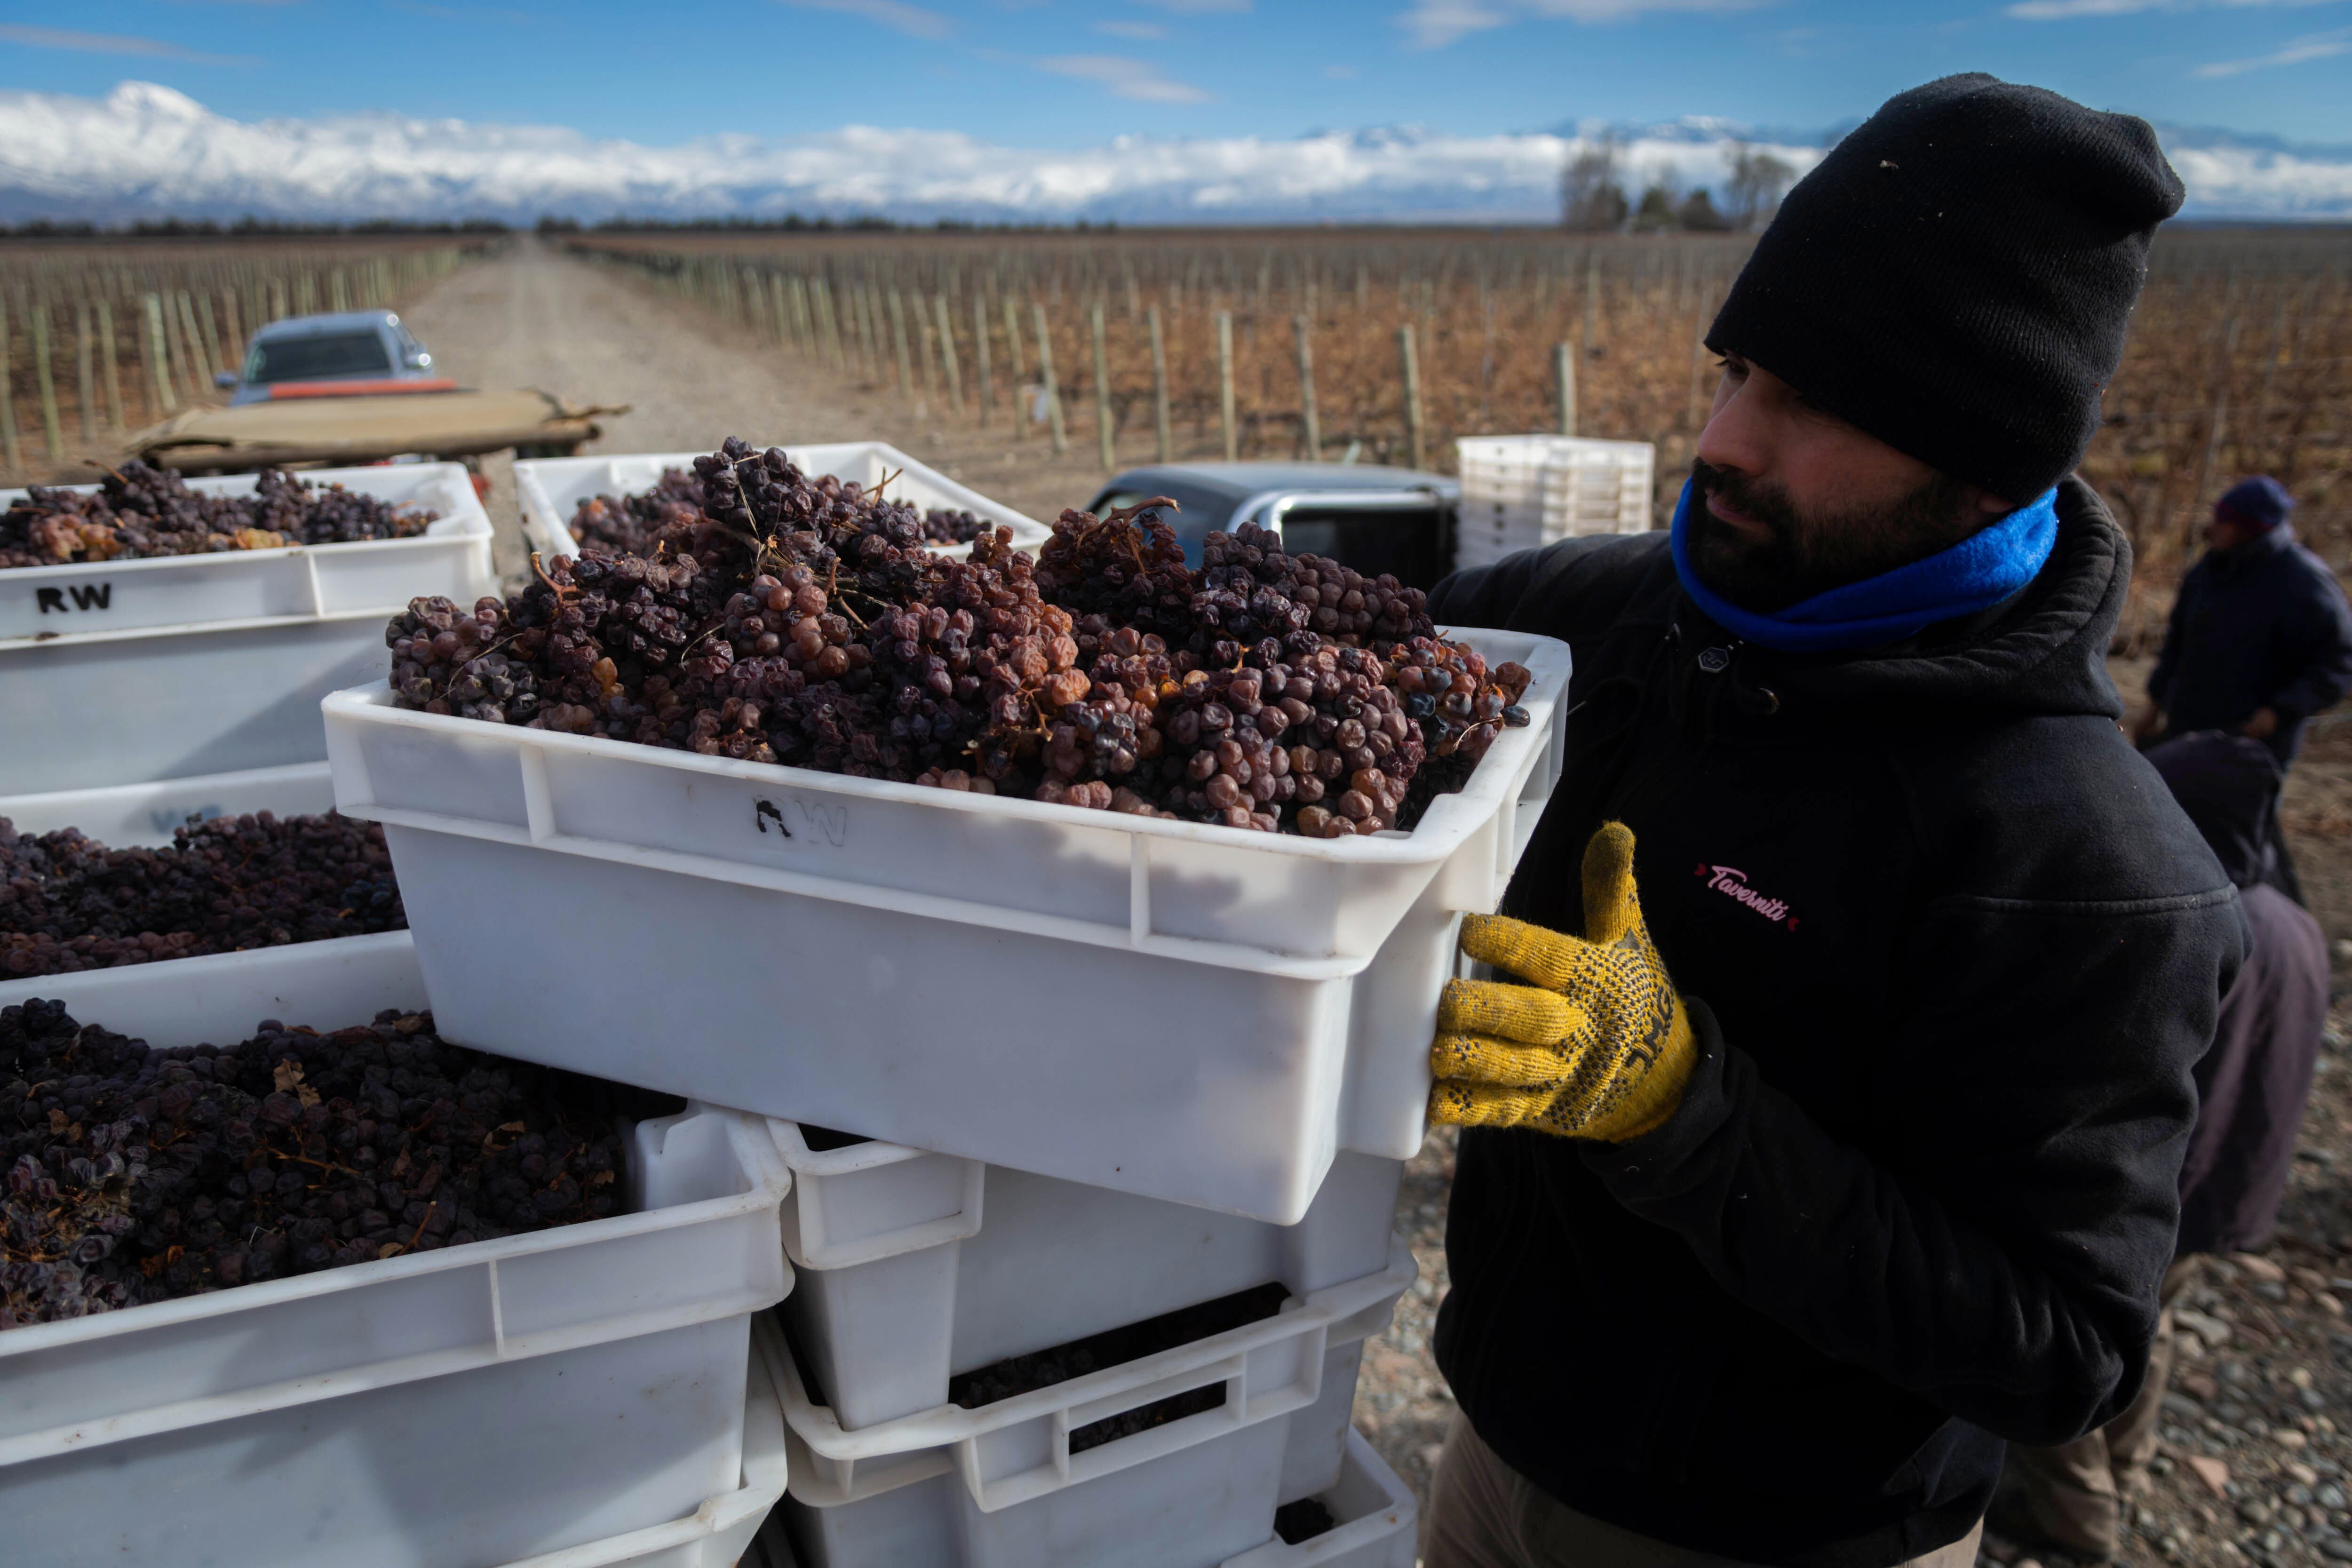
1419;75;2244;1568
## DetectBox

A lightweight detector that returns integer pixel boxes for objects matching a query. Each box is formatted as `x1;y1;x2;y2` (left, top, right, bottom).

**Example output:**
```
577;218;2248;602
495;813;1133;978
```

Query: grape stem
528;551;578;605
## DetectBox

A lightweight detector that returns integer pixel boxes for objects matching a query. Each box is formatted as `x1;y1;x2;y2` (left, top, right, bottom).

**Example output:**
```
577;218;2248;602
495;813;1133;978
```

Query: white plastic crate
0;956;794;1568
0;927;424;1044
1225;1430;1416;1568
0;759;336;846
516;444;1052;562
498;1313;792;1568
0;462;493;641
1455;435;1652;544
1;609;395;796
756;1431;1407;1568
1541;439;1654;537
1;463;495;797
767;1238;1412;1568
0;766;413;1037
772;1118;1401;1430
1455;435;1553;510
320;626;1567;1223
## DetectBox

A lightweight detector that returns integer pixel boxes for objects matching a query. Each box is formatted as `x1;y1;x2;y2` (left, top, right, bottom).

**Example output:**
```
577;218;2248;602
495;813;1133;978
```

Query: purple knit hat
2216;476;2293;533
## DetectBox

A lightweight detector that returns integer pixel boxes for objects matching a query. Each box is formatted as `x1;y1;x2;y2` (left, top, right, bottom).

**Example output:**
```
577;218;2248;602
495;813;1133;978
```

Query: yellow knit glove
1428;821;1697;1142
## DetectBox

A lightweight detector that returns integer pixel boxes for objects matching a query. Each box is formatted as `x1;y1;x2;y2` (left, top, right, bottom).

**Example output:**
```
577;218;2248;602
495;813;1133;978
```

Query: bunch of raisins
1;813;404;978
2;462;431;569
387;439;1533;836
0;1001;674;1328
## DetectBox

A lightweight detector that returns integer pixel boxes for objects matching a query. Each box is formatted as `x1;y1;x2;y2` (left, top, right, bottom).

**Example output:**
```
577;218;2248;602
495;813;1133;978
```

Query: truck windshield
245;332;391;384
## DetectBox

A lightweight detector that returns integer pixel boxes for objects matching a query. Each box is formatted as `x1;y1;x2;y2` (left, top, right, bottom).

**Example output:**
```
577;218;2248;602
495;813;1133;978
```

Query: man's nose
1696;374;1772;480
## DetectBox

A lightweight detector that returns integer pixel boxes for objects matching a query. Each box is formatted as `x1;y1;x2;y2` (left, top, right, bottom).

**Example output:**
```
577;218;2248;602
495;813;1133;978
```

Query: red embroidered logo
1693;863;1800;931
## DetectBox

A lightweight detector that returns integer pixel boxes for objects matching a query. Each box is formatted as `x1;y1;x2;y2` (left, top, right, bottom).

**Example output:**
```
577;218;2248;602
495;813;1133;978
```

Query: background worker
2135;477;2352;900
1417;75;2245;1568
2137;477;2352;769
1995;731;2330;1562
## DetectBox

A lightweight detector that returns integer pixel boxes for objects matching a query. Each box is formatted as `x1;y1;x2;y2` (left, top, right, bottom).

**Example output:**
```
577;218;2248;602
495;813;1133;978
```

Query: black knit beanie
1706;73;2185;504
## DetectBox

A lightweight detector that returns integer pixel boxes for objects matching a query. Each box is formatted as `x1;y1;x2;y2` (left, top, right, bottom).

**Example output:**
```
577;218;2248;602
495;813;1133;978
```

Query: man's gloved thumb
1581;820;1642;946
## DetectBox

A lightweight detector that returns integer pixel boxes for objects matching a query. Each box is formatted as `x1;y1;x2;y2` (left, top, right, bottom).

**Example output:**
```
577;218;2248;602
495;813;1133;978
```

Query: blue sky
5;0;2348;150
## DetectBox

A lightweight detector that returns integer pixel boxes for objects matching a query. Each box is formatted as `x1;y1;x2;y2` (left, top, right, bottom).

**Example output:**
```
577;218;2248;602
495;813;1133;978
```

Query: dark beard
1684;459;1979;614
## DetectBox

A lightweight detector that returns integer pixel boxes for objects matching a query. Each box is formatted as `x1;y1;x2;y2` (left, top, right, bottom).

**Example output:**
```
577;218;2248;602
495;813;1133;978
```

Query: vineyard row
0;240;501;480
576;229;2352;622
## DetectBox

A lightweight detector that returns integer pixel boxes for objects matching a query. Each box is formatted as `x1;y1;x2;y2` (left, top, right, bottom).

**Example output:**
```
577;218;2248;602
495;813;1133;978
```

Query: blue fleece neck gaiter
1668;478;2060;654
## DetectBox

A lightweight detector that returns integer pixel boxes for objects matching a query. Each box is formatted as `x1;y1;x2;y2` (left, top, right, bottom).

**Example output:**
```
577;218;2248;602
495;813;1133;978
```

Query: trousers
1422;1410;1986;1568
1997;1256;2199;1560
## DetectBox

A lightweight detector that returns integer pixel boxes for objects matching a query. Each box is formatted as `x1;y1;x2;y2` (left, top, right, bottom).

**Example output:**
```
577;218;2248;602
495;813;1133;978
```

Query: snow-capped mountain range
2;81;2345;226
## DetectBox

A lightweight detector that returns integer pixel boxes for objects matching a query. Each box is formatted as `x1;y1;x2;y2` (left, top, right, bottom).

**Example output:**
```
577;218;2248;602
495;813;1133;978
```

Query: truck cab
1083;462;1458;591
224;311;450;405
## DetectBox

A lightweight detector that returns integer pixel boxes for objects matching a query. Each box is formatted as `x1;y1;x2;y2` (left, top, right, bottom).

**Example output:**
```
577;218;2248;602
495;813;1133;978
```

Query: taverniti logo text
1694;864;1799;931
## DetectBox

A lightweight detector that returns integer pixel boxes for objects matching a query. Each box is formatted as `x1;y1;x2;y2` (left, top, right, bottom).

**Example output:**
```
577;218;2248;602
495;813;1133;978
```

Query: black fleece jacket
1427;478;2245;1567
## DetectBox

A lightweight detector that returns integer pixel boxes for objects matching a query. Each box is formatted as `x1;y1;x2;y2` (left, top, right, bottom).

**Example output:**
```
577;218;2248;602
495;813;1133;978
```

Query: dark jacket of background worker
1414;76;2246;1568
2139;476;2352;769
2157;732;2329;1257
1996;730;2329;1561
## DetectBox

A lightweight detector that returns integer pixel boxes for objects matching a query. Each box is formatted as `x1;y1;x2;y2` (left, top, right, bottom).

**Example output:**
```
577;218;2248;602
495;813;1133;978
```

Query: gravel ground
405;244;2352;1566
1977;1003;2352;1568
1968;720;2352;1568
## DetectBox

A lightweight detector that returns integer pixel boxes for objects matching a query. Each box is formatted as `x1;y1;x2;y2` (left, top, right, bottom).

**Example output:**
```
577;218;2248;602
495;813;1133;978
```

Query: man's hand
1428;822;1698;1142
2241;707;2280;741
2131;702;2166;744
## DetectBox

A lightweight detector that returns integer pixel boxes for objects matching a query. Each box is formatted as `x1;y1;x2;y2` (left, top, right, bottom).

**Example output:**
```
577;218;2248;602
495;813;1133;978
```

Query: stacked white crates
0;955;796;1568
1;463;809;1563
751;1127;1421;1568
0;440;1568;1561
0;461;495;837
319;617;1572;1563
1454;435;1654;572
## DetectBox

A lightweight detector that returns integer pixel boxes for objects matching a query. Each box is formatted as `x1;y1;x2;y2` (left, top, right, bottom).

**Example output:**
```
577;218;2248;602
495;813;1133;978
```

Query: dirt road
399;239;1123;579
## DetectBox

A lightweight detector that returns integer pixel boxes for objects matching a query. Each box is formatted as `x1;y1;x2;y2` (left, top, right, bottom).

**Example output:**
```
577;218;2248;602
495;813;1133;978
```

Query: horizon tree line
1560;133;1797;234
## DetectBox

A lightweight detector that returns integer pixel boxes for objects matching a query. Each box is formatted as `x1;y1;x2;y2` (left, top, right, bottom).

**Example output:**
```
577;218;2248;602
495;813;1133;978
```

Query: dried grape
0;813;404;978
920;508;990;545
561;464;998;555
392;438;1533;835
0;1001;675;1328
2;462;432;569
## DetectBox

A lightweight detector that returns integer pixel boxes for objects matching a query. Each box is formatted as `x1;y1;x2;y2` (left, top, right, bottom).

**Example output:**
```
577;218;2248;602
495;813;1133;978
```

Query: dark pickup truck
1084;461;1458;591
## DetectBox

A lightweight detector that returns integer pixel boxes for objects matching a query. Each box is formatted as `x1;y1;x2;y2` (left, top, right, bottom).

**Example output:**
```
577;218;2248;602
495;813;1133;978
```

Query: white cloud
2161;134;2352;209
1093;19;1169;38
772;0;954;41
2007;0;2169;16
2194;23;2352;70
2006;0;2346;17
0;24;249;64
1034;54;1213;102
0;82;2343;225
1401;0;1767;48
1401;0;1509;45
